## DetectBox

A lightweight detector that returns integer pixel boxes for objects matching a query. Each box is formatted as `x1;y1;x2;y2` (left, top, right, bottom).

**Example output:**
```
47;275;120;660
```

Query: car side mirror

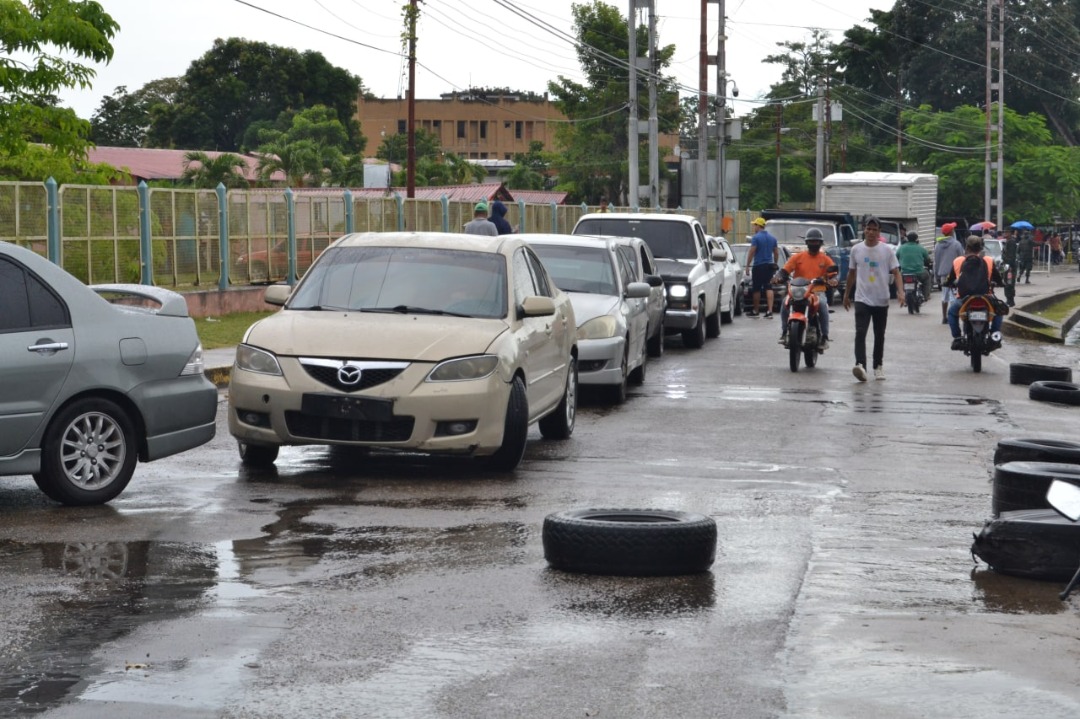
710;248;725;262
519;295;556;318
625;282;651;299
715;248;728;261
645;274;664;288
264;284;291;306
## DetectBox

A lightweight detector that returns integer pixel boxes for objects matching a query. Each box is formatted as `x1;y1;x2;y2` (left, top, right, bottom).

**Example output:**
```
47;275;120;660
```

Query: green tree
501;141;552;190
147;38;366;152
181;151;249;189
547;1;680;204
375;128;442;164
0;0;118;164
89;78;183;147
254;106;354;187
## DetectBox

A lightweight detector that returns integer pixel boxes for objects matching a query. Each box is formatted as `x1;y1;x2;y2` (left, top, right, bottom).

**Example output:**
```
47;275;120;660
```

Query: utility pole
815;76;824;210
775;103;782;206
628;0;639;209
697;0;708;226
715;0;726;232
647;0;659;209
406;0;417;198
985;0;1005;226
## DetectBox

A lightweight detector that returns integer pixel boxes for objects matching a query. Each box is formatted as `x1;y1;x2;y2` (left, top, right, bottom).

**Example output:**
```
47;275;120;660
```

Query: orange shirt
782;250;836;292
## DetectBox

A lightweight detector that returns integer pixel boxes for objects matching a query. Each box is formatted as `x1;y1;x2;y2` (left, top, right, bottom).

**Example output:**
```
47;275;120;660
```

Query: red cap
942;222;956;235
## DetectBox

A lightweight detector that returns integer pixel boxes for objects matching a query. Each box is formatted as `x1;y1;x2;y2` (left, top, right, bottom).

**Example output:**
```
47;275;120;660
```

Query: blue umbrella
1011;220;1034;230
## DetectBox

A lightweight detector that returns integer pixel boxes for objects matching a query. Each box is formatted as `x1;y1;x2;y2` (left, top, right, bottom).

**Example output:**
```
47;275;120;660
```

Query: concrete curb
1003;288;1080;344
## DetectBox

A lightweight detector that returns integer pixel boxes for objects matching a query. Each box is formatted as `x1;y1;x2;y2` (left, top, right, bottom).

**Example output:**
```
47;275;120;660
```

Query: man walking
843;216;905;381
1017;231;1034;283
464;202;498;236
745;217;779;318
933;222;964;324
1001;229;1018;306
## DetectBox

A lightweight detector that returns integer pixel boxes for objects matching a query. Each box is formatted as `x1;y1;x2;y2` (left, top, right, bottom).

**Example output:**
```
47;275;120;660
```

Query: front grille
299;359;408;393
285;411;415;442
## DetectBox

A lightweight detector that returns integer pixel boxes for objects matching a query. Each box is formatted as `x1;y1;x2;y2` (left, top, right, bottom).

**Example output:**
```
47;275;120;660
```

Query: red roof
86;146;283;183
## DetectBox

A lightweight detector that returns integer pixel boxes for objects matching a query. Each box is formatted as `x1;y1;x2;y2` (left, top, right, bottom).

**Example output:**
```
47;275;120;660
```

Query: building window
515;121;523;139
480;121;487;140
397;119;406;134
433;120;441;129
457;121;466;139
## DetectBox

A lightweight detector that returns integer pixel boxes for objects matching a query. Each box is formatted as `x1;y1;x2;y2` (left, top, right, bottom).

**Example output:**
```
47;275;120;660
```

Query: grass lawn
194;311;275;349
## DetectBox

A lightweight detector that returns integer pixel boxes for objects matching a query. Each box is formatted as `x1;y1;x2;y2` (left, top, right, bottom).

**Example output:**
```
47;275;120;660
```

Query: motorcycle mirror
1047;480;1080;522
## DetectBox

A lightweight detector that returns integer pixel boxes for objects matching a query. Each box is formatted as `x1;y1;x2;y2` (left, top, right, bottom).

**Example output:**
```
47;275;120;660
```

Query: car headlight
667;283;690;299
578;315;618;340
236;344;283;376
427;355;499;382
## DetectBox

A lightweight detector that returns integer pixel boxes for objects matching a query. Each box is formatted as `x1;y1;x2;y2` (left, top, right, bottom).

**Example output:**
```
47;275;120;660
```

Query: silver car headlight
180;344;205;376
427;355;499;382
236;344;283;376
578;315;618;340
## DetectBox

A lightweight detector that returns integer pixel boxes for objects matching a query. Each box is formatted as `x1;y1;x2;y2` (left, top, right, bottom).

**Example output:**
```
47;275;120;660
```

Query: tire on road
1030;380;1080;406
1010;362;1073;386
971;508;1080;581
991;461;1080;515
542;508;717;576
994;437;1080;466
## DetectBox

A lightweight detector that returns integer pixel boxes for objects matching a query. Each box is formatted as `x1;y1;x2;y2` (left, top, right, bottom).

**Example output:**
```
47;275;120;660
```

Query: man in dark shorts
745;217;779;317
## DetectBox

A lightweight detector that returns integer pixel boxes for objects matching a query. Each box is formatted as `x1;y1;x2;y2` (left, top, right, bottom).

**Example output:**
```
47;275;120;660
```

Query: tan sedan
228;232;578;471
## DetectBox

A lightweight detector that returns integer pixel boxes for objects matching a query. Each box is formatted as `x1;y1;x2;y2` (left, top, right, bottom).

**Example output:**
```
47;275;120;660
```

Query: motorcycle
902;273;925;314
956;294;1002;373
781;276;827;372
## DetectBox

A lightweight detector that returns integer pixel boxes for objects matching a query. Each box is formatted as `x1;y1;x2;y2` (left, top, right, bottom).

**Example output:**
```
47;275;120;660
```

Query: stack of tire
971;438;1080;581
1010;362;1080;406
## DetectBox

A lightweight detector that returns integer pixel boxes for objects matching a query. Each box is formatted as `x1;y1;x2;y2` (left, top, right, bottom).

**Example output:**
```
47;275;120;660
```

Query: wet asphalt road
3;289;1080;718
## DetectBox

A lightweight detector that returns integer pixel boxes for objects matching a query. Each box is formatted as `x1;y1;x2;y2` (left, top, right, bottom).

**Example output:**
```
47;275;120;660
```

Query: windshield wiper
361;305;470;317
289;304;349;311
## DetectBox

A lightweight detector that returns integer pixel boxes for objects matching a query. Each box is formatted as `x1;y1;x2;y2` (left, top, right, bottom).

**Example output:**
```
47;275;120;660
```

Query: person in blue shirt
745;217;779;317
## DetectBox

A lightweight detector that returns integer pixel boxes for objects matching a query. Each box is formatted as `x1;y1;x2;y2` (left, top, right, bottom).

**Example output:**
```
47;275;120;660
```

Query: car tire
971;508;1080;581
1030;380;1080;405
539;358;577;440
646;323;664;358
682;305;706;349
705;294;721;338
542;508;717;576
1010;363;1072;386
628;348;647;385
734;289;744;317
36;397;138;506
607;349;629;404
994;437;1080;466
238;441;280;468
483;376;529;471
992;461;1080;515
721;288;735;324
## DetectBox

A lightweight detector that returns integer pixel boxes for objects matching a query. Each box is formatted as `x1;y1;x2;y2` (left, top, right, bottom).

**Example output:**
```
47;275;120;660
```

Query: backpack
955;255;990;297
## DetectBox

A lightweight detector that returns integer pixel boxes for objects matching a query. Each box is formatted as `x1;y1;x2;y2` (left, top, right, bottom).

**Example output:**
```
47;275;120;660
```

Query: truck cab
761;210;858;292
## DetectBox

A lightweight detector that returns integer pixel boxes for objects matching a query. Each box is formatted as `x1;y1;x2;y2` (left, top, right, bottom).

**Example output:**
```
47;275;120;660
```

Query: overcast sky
59;0;893;121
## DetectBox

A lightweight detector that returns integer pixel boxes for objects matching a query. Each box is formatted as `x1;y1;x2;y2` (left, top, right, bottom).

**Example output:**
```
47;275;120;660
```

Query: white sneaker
874;365;886;380
852;364;867;382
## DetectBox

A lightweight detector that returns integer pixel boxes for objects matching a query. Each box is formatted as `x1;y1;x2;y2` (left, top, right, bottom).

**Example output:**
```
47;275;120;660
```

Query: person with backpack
944;236;1004;350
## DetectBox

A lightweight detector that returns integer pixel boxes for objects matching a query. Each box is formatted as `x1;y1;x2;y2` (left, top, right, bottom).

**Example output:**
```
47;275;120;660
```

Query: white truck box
820;172;939;249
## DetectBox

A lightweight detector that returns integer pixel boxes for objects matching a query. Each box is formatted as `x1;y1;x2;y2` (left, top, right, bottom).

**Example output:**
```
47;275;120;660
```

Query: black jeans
854;302;889;370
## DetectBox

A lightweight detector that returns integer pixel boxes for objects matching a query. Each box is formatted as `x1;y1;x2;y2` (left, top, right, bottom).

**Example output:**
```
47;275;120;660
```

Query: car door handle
28;341;70;354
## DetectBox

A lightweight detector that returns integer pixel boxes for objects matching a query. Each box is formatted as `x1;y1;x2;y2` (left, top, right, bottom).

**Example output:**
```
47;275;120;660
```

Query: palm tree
181;151;249;189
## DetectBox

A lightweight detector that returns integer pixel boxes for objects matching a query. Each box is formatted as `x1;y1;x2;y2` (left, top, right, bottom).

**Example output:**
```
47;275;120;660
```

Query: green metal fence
0;179;754;289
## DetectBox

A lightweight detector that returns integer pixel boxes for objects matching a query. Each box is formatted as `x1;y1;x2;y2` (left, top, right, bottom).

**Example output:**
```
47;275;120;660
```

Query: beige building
358;93;565;161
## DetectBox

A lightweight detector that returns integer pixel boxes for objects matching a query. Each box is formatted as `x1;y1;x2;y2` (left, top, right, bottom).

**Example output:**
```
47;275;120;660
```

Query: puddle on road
543;570;716;618
969;568;1069;614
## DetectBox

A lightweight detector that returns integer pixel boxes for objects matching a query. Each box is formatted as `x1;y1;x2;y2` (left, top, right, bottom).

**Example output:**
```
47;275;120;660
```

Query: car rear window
531;243;618;296
576;218;696;261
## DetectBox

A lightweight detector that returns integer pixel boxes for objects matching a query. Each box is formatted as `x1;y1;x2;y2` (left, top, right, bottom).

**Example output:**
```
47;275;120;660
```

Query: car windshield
531;244;618;295
287;246;507;318
576;218;696;260
764;222;838;246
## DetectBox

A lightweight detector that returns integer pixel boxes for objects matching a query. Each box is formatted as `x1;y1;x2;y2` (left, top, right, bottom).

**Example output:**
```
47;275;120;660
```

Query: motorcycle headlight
789;285;809;301
236;344;282;376
578;315;618;340
427;355;499;382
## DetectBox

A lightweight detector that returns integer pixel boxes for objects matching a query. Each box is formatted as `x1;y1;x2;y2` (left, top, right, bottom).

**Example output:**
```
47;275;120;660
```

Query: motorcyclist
774;228;838;350
944;235;1005;350
895;231;931;301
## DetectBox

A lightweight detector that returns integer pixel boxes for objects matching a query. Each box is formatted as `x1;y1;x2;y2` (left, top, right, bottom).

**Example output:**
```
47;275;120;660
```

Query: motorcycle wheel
804;346;817;368
970;333;983;373
788;322;804;373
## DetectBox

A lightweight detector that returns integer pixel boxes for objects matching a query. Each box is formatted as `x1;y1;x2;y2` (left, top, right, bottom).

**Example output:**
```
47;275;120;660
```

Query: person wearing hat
745;217;779;317
842;215;904;382
464;201;498;236
933;223;964;323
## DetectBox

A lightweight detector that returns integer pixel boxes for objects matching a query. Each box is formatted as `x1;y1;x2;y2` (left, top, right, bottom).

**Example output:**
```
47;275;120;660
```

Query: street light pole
775;104;782;206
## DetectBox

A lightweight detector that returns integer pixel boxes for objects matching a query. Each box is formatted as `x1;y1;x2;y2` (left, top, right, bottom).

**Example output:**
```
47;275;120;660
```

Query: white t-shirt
850;240;899;307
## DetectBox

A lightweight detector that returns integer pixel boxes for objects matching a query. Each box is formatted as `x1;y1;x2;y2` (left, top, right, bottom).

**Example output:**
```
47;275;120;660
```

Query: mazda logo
337;364;362;385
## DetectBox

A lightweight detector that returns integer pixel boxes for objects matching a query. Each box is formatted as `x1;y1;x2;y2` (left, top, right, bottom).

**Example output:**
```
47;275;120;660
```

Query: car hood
243;310;508;361
565;292;621;325
654;258;693;281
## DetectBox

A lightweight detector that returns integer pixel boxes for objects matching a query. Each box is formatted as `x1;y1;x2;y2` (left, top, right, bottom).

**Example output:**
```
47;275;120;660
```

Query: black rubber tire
542;508;717;576
36;398;138;506
628;347;646;385
646;323;664;358
483;376;529;471
1010;363;1073;386
721;288;735;324
994;437;1080;466
239;441;279;468
1030;380;1080;406
606;349;628;404
539;358;576;440
992;461;1080;515
734;288;744;317
682;305;706;349
804;346;817;368
971;508;1080;581
788;322;803;373
970;333;982;373
705;295;721;338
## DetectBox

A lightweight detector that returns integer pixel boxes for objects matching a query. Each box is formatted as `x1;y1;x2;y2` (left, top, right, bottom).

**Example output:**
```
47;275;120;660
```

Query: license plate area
302;394;394;421
968;310;988;321
903;282;915;291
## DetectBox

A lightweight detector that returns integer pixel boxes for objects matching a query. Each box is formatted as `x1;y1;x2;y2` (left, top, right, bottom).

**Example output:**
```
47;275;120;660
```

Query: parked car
228;232;578;472
572;212;726;349
233;239;321;284
0;241;218;505
708;235;743;322
526;234;651;403
731;242;793;313
609;235;667;357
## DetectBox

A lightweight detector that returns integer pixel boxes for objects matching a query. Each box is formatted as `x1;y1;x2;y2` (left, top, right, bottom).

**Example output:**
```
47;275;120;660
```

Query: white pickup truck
572;212;727;348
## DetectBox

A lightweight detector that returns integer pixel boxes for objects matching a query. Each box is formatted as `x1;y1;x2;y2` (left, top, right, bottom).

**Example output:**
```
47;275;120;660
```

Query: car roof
332;231;521;254
576;212;698;225
521;233;617;250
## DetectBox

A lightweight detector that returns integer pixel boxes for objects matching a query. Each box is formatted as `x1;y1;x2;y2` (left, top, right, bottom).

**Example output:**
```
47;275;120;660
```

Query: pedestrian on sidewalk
1001;229;1018;306
934;223;964;323
745;217;779;318
1017;231;1034;283
843;216;904;382
463;202;498;236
